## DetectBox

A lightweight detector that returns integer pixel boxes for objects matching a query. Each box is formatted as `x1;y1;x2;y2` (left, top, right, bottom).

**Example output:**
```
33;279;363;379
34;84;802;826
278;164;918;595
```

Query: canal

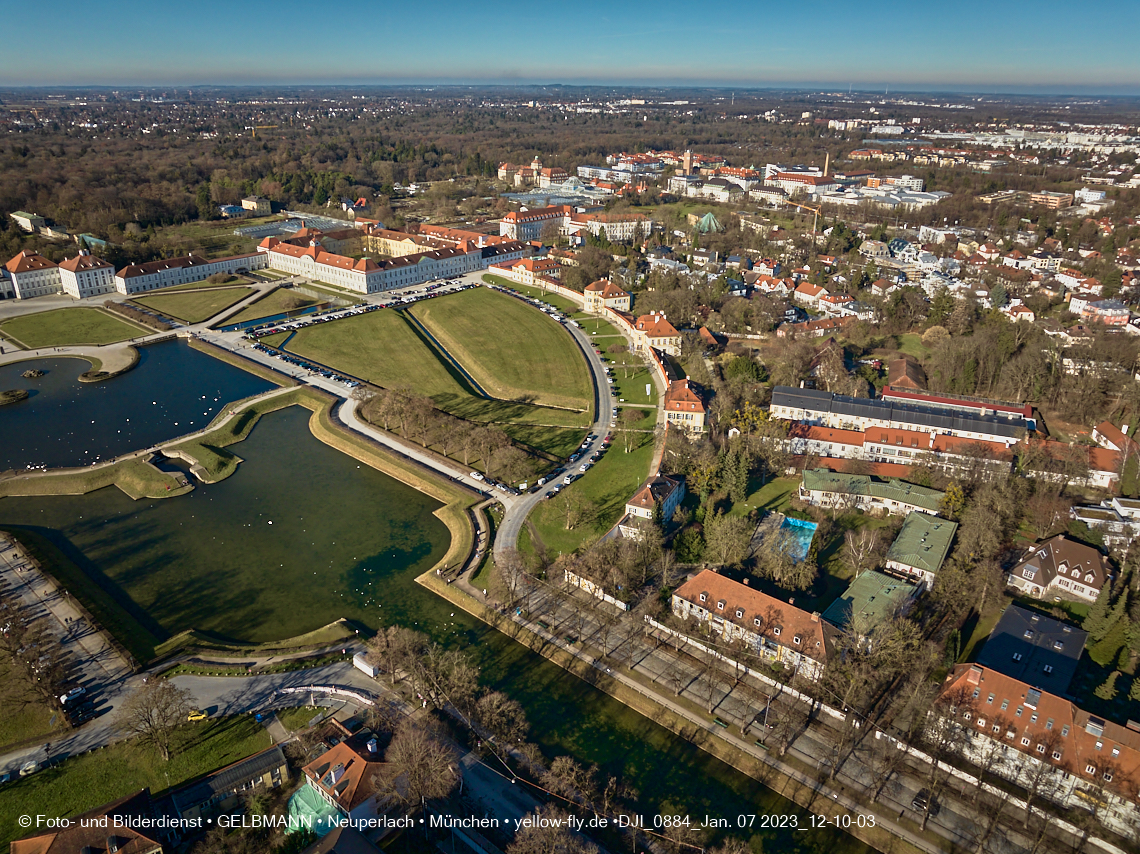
0;347;869;853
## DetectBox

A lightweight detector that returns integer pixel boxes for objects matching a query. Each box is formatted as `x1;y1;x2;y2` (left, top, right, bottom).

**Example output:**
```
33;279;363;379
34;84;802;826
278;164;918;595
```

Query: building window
1085;764;1096;775
1016;708;1023;717
1036;743;1046;753
1000;699;1009;710
716;600;725;610
987;693;995;704
1103;771;1113;782
1095;741;1102;751
773;627;781;636
699;593;707;602
1030;714;1038;723
793;635;802;645
1021;737;1031;746
1046;718;1054;730
1112;747;1120;757
1052;751;1063;761
1043;665;1054;674
1062;725;1070;737
1012;653;1023;662
753;618;762;627
736;609;744;619
1024;630;1034;639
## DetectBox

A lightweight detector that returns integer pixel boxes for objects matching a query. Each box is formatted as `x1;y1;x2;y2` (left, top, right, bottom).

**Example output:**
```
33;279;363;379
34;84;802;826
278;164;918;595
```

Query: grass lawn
257;331;291;348
0;308;147;348
410;288;591;411
0;662;62;753
132;287;255;323
727;476;799;518
612;368;658;405
226;289;321;325
529;435;657;556
275;705;323;732
504;425;587;458
158;275;246;292
286;308;591;428
0;716;271;848
896;333;931;360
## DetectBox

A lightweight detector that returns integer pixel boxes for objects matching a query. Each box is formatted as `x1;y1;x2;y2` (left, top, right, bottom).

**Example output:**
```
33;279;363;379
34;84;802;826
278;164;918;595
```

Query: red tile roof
302;738;389;813
5;250;57;274
674;570;837;665
117;254;212;279
58;253;112;273
789;423;865;448
664;379;705;414
942;664;1140;803
635;312;679;338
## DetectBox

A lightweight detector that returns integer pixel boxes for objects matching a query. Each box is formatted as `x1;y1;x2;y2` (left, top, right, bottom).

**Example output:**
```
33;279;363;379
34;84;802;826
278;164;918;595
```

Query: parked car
911;789;940;817
469;471;484;481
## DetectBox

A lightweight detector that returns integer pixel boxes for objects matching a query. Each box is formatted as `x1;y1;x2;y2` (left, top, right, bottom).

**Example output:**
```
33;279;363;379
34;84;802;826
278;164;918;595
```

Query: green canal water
0;360;870;853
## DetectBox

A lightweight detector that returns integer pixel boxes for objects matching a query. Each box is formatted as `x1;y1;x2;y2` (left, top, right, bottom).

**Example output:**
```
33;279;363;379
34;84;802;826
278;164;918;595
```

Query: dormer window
699;593;707;603
1084;574;1094;583
773;627;782;636
1052;751;1063;761
753;618;762;627
1023;630;1034;639
716;600;725;610
735;609;744;619
793;635;802;645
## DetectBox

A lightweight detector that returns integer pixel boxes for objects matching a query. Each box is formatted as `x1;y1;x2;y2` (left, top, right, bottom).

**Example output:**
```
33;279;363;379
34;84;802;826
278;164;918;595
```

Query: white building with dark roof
1007;535;1114;603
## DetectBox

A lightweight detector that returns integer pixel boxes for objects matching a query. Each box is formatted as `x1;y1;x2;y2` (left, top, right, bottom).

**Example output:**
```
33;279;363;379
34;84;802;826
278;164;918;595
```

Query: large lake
0;340;276;471
0;348;869;854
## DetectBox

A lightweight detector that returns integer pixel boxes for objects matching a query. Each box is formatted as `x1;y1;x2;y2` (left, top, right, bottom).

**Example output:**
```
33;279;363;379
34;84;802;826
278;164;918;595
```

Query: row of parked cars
247;343;360;388
486;285;581;329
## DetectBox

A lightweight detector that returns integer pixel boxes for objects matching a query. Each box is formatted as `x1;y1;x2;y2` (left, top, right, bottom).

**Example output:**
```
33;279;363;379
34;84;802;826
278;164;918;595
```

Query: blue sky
2;0;1138;93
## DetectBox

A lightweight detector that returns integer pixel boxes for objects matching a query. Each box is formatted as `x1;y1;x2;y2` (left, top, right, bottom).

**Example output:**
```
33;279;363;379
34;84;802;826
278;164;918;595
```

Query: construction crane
250;125;278;138
788;200;823;236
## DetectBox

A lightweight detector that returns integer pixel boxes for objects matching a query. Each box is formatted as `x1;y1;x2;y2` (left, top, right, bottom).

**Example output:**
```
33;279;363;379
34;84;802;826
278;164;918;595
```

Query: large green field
0;716;270;848
285;303;591;428
132;287;255;323
528;434;657;555
410;287;591;411
226;288;321;325
0;308;147;348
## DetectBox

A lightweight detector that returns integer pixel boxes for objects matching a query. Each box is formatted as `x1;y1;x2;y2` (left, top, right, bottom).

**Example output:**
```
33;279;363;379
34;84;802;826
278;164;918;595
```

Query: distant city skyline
1;0;1138;95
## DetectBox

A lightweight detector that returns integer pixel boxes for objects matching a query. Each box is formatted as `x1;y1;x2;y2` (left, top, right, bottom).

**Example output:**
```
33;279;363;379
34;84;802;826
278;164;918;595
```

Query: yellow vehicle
188;710;207;721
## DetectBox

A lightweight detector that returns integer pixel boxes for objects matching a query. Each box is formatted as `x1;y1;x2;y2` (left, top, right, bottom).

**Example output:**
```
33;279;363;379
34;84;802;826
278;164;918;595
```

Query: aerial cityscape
1;6;1139;854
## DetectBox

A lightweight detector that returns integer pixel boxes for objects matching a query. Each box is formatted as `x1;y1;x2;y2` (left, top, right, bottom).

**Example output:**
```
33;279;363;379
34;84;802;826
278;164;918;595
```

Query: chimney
742;578;750;586
367;737;379;754
811;611;820;622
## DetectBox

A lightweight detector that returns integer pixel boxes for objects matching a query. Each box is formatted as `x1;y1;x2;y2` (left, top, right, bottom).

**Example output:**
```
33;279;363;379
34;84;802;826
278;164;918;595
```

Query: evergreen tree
1117;644;1131;672
1084;584;1113;640
1131;677;1140;703
1094;671;1119;702
990;282;1008;308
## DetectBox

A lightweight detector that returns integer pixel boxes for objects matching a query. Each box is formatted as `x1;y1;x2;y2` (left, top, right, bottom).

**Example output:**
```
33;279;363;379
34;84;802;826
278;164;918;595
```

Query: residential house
792;282;829;308
242;196;272;215
10;211;46;233
631;311;681;356
883;512;957;588
820;570;919;642
489;256;562;286
1091;421;1138;455
583;279;631;313
1081;299;1130;327
798;468;944;516
617;474;685;539
663;379;708;433
672;569;838;681
1007;535;1114;604
171;746;289;821
302;732;395;827
975;604;1087;697
887;358;927;391
940;663;1140;810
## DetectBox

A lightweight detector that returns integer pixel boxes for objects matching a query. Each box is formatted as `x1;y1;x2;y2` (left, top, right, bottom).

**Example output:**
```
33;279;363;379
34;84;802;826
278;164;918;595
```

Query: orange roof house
672;570;838;681
664;379;707;432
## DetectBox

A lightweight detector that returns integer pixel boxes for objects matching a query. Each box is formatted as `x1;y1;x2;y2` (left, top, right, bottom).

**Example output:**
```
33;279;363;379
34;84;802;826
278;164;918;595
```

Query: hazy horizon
1;0;1137;96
